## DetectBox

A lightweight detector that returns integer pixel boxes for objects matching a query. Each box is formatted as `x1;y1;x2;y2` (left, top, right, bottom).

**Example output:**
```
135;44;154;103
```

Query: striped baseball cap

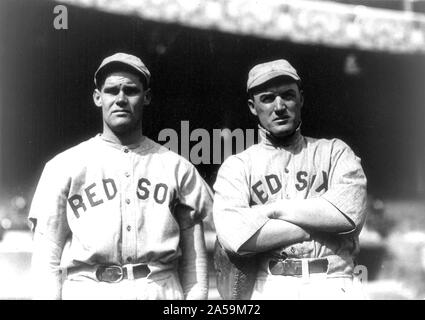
94;52;151;87
247;59;300;92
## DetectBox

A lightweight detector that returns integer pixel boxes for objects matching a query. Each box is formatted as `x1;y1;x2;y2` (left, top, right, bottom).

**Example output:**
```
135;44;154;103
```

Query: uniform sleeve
29;160;71;237
176;162;213;230
321;140;367;235
28;160;71;299
213;156;270;254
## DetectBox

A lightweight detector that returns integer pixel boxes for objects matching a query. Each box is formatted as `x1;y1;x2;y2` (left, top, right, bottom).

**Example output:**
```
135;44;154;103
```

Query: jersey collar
258;123;303;149
96;133;154;152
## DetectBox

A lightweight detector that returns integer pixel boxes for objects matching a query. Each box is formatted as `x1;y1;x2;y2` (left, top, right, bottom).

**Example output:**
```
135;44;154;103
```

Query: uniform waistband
268;258;328;276
64;263;150;282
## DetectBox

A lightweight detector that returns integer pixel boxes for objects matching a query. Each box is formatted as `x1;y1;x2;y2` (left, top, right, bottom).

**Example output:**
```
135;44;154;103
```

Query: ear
93;89;102;108
248;99;258;116
143;88;152;106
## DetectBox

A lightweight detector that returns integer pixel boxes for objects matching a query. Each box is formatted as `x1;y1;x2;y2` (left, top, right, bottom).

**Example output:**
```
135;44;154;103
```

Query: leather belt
269;258;328;276
66;264;150;283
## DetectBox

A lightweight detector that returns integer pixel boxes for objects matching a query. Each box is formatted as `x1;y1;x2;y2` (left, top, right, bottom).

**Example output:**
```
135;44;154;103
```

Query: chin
271;132;292;139
270;126;295;138
111;122;136;133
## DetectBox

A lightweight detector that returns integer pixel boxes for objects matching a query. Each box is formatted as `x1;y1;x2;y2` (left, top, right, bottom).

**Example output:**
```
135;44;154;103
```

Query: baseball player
213;59;368;299
28;52;213;300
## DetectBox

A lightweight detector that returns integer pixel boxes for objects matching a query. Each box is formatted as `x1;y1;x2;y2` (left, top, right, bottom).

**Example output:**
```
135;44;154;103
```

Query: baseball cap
247;59;300;92
94;52;151;87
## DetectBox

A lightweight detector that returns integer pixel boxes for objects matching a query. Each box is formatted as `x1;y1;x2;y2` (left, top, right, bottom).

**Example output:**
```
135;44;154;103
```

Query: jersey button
127;225;131;232
123;148;129;153
125;172;130;177
126;199;130;204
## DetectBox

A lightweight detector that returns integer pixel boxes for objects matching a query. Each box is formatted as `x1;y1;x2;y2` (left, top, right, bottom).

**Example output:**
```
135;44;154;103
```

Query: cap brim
94;61;149;87
248;71;300;91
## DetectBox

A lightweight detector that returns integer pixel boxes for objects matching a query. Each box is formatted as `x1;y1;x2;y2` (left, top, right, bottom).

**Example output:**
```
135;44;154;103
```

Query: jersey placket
294;145;317;258
281;149;291;200
272;145;290;201
282;148;303;257
121;146;137;264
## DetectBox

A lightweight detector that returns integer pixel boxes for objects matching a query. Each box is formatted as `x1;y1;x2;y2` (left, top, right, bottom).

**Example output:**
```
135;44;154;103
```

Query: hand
266;201;283;219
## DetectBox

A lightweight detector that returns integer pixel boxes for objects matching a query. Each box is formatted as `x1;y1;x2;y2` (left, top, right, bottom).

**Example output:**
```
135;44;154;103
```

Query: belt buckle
96;265;124;283
268;256;288;275
269;258;301;276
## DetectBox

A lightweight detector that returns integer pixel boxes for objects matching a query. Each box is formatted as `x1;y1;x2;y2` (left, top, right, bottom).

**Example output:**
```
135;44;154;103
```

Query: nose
274;96;287;114
116;90;128;106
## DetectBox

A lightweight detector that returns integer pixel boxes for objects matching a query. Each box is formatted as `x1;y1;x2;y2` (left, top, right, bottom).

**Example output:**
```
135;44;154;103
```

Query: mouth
274;116;290;124
112;110;131;115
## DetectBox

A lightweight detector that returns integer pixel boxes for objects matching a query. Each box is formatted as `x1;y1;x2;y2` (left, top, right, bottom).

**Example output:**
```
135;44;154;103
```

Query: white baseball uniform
213;126;368;299
29;134;213;300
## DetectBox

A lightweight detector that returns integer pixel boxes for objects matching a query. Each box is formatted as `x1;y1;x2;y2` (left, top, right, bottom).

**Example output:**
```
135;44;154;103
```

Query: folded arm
269;197;354;233
269;142;367;234
213;156;311;255
239;218;310;253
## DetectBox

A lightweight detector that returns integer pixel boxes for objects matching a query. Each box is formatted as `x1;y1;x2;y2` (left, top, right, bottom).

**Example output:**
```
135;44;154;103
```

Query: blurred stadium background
1;0;425;299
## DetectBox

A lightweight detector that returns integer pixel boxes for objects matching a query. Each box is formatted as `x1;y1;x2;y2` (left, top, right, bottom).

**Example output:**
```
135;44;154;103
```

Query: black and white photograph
0;0;425;304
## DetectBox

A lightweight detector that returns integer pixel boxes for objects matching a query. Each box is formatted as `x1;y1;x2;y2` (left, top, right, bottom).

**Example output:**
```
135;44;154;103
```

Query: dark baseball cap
247;59;300;92
94;52;151;87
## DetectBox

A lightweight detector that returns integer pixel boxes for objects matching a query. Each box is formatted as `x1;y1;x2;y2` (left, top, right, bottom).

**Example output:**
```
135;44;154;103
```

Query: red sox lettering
251;171;328;204
67;178;169;218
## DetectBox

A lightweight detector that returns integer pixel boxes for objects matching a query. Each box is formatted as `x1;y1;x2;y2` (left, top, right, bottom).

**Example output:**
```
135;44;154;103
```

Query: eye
123;87;141;95
103;87;119;95
280;92;296;101
260;94;276;103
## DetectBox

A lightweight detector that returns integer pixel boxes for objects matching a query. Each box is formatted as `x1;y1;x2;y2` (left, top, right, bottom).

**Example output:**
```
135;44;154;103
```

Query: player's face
248;79;303;139
93;71;151;135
